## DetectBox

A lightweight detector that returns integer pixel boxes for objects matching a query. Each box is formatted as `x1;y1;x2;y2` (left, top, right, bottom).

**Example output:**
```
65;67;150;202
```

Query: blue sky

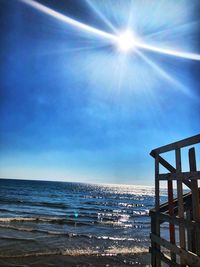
0;0;200;185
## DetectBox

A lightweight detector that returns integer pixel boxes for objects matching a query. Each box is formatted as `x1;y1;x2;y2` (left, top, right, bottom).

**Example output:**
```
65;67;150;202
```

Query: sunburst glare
117;30;136;53
19;0;200;102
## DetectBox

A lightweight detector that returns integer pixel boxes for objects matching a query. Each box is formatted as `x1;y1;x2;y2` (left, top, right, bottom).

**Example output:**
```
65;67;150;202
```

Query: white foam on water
0;246;149;258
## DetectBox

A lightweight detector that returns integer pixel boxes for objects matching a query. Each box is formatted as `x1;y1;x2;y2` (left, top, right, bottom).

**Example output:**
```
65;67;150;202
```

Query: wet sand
0;253;150;267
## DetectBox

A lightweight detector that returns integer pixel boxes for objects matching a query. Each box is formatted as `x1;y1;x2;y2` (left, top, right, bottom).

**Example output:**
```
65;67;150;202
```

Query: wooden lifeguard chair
150;134;200;267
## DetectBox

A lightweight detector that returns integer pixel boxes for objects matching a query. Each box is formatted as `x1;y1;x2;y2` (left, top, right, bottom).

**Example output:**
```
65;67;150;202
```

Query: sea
0;179;168;267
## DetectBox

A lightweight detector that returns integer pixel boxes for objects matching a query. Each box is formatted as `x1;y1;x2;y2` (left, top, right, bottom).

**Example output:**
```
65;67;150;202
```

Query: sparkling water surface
0;179;168;266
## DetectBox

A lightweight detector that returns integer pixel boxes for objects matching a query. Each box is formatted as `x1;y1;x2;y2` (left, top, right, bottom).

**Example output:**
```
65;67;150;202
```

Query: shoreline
0;252;151;267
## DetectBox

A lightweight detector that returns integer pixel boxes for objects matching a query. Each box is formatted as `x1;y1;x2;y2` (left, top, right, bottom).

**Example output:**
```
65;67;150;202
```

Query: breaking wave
0;246;149;258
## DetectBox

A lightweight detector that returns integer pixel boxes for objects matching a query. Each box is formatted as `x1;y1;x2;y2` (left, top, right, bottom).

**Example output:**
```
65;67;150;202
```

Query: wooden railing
149;134;200;267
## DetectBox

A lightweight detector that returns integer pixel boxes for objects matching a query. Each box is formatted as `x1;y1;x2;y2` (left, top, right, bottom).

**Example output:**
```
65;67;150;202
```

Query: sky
0;0;200;185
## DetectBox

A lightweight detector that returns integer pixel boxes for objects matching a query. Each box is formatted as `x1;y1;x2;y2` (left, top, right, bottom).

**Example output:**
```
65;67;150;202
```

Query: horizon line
0;177;154;187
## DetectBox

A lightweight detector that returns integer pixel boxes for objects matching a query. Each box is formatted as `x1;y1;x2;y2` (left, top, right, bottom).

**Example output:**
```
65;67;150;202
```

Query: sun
117;30;136;53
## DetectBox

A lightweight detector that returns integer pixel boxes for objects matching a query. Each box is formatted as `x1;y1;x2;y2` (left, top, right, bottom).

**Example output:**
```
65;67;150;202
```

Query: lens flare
19;0;200;61
19;0;116;42
117;30;136;52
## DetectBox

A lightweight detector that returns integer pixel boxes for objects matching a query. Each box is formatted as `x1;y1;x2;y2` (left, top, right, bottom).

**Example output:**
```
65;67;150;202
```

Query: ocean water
0;179;168;266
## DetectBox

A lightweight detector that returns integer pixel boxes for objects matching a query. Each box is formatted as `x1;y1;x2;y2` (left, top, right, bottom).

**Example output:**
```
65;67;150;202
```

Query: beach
0;254;151;266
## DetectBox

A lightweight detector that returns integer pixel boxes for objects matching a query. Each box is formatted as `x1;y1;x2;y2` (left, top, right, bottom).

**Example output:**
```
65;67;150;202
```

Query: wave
0;217;93;228
0;211;149;226
96;236;148;242
0;198;70;210
0;217;43;222
0;246;149;258
0;223;148;243
0;235;36;242
0;208;64;217
0;224;88;236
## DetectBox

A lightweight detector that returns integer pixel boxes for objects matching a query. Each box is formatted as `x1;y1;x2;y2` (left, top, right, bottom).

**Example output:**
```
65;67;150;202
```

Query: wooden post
151;212;158;267
189;147;200;256
186;209;194;267
155;155;160;211
151;155;161;267
168;179;176;263
186;210;192;251
175;148;186;266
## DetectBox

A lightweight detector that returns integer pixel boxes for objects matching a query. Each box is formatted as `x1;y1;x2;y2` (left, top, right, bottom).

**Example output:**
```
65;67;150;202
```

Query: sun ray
135;41;200;61
85;0;118;34
136;50;192;97
19;0;117;42
39;44;110;56
145;20;199;40
19;0;200;61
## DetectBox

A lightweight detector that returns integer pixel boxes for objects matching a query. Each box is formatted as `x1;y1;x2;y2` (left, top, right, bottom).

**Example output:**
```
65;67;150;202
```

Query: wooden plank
151;233;200;267
158;171;200;181
157;155;176;172
151;190;199;214
176;148;186;266
150;134;200;156
189;147;200;256
149;247;181;267
154;211;200;231
155;155;191;188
